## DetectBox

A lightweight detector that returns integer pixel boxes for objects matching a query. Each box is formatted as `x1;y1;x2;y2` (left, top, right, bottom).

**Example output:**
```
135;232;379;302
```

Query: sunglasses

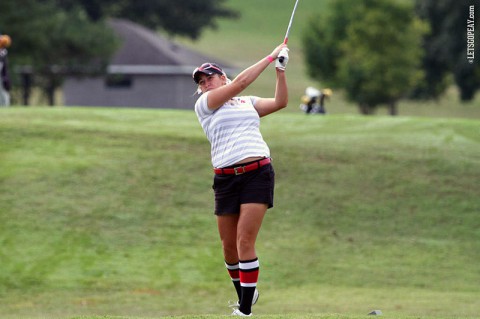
196;63;223;73
193;63;224;84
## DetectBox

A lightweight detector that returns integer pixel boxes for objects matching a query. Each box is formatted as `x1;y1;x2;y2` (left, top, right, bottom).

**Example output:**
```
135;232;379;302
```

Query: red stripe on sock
228;269;239;280
240;269;259;284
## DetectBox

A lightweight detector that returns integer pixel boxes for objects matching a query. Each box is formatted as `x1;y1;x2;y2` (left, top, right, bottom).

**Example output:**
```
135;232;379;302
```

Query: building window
105;74;133;88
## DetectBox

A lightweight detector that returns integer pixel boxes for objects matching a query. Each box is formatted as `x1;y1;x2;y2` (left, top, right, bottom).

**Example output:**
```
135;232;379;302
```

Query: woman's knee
222;238;238;256
237;234;255;252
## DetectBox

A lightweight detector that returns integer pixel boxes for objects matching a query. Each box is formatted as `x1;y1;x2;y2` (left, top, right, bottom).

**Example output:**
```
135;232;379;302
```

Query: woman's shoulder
195;92;213;117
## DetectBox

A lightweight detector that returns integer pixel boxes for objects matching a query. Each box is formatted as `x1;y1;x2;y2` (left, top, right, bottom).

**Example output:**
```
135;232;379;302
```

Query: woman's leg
217;214;241;300
237;203;267;259
236;203;267;315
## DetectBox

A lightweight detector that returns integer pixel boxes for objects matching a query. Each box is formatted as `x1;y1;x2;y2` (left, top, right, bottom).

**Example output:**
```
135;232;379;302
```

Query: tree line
303;0;479;115
0;0;478;111
0;0;238;105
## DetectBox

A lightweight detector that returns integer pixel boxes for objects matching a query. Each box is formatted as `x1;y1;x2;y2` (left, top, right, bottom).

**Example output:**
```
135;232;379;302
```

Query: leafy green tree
0;0;117;105
48;0;239;40
415;0;480;101
1;0;115;66
303;0;427;115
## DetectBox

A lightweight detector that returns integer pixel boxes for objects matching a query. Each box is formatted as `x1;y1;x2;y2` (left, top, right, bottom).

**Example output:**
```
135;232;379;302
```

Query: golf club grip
279;38;288;63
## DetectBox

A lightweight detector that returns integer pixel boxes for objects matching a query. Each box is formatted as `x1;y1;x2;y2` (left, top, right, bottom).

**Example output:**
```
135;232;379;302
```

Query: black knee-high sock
239;258;259;315
225;261;241;301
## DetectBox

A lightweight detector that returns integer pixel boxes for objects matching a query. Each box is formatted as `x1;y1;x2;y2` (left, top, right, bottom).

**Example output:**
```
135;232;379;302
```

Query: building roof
107;18;236;75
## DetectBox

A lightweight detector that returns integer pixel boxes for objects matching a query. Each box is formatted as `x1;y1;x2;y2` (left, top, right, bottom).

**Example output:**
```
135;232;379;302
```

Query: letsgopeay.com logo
467;5;475;64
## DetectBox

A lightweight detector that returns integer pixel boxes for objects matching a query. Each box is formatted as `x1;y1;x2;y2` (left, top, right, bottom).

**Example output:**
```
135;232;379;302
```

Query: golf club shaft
279;0;300;63
283;0;300;44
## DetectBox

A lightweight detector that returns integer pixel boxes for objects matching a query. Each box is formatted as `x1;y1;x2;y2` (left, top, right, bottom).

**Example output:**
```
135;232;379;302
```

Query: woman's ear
221;74;228;85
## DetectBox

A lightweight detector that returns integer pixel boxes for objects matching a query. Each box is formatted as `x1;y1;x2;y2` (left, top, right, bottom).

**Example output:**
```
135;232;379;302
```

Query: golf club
279;0;300;63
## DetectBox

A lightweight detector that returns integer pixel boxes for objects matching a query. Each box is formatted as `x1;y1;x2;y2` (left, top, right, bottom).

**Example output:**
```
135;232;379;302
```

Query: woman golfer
193;43;289;317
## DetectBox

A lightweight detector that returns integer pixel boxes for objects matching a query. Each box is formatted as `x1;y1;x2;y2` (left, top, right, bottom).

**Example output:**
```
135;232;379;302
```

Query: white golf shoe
231;308;252;316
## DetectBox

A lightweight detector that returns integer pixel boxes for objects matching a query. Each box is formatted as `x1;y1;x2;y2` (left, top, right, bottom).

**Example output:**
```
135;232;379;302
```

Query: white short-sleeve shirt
195;92;270;168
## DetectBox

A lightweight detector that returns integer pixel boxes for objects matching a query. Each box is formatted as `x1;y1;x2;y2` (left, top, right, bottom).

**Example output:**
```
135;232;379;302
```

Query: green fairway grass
0;107;479;319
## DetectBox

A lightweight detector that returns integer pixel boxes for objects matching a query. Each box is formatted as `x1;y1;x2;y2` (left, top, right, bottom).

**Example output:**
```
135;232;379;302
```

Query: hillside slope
0;108;479;318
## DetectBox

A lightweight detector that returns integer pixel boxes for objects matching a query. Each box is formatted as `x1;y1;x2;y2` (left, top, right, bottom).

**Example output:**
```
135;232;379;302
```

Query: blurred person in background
0;34;12;107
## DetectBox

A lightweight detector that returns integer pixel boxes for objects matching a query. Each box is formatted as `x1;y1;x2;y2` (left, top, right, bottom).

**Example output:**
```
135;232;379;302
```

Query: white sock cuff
239;258;259;270
225;261;240;270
